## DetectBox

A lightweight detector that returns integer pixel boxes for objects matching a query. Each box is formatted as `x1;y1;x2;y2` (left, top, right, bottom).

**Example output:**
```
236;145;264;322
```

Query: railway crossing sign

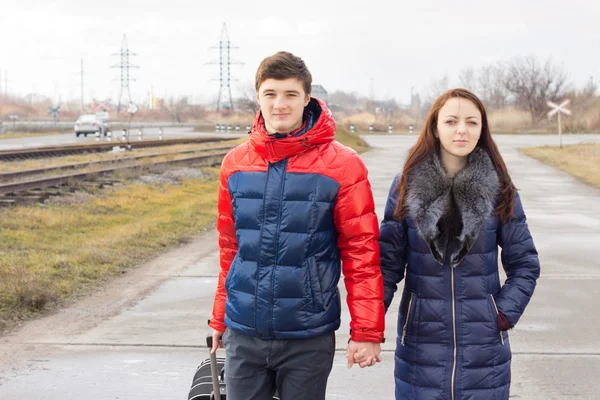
547;99;571;148
90;99;112;112
48;105;61;122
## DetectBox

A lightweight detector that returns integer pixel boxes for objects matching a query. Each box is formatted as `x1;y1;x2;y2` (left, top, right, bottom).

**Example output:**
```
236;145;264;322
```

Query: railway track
0;144;235;183
0;147;232;206
0;136;232;161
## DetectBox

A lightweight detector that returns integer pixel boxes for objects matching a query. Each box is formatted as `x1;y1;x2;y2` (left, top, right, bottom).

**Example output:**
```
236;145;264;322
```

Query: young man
208;51;384;400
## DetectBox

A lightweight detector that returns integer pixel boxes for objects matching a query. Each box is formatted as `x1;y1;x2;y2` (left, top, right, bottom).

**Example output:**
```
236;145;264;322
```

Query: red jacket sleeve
209;154;238;332
334;153;385;343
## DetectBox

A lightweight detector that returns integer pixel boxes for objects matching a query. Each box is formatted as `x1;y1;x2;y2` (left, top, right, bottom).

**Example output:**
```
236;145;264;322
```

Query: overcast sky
1;0;599;107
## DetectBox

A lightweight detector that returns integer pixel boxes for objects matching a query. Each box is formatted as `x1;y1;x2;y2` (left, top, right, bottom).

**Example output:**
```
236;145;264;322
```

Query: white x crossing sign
547;99;571;117
547;98;571;149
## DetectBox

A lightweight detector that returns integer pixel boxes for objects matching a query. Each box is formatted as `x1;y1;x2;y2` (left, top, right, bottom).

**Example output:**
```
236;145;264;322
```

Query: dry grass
520;144;600;188
488;109;537;133
335;126;370;153
0;168;220;328
335;99;600;135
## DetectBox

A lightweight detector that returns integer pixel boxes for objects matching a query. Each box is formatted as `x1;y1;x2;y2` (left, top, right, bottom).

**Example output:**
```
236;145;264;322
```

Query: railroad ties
0;138;236;206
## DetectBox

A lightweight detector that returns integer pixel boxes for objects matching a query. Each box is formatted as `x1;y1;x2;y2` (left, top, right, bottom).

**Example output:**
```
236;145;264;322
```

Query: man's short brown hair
255;51;312;95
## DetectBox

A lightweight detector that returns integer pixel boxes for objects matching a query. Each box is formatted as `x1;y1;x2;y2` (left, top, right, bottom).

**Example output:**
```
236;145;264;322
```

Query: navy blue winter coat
380;150;540;400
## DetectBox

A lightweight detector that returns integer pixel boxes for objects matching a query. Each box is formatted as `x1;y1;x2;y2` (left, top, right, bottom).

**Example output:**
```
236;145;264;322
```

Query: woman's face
435;97;482;159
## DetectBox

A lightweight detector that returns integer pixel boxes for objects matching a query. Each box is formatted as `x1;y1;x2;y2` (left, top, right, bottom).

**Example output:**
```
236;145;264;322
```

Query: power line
205;23;243;112
111;34;138;112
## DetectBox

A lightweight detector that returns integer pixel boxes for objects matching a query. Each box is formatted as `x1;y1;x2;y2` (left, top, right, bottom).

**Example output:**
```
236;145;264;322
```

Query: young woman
379;88;540;400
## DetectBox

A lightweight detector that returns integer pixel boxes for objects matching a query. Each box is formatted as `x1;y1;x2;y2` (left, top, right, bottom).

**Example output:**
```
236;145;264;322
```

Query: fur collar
405;147;500;267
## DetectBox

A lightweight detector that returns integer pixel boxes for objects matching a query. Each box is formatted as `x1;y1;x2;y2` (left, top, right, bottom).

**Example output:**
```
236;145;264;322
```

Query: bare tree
329;90;361;110
410;91;422;112
503;56;569;123
458;67;478;93
235;82;260;115
582;76;598;98
477;63;509;109
422;75;450;110
163;97;189;123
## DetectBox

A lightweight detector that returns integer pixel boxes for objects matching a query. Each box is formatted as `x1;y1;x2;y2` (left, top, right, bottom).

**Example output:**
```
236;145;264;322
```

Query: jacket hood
248;97;336;163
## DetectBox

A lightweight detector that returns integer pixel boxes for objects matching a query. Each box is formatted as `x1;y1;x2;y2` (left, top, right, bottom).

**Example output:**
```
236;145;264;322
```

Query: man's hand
210;329;225;354
346;340;381;368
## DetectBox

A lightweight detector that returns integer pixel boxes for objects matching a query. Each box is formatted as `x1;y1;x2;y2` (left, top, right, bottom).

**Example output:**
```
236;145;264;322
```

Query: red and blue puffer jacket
209;98;384;342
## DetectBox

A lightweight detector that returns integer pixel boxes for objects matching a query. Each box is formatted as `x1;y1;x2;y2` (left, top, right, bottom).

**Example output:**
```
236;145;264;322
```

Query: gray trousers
221;328;336;400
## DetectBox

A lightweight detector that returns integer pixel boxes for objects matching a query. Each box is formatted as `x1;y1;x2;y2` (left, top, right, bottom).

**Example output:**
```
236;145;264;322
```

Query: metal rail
0;151;228;199
0;137;233;161
0;145;234;183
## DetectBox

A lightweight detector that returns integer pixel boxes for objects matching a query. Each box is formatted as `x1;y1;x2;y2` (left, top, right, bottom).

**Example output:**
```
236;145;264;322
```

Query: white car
74;114;109;137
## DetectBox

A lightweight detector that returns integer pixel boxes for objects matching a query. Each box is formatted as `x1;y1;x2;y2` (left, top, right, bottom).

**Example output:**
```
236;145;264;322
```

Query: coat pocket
305;257;325;312
489;294;505;345
401;292;415;346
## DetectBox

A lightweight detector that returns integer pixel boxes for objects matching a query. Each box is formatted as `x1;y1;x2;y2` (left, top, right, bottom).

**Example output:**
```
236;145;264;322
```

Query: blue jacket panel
224;162;343;339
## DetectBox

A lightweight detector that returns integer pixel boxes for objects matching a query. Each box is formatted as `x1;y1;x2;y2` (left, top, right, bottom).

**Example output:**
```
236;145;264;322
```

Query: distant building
311;85;328;104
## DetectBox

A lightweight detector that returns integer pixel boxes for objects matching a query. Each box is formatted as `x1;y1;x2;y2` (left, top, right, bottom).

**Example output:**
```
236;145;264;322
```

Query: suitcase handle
206;334;222;400
206;334;226;381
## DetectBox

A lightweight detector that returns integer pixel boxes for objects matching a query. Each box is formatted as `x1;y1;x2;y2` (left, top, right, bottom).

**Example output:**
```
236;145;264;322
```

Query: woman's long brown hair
393;88;516;223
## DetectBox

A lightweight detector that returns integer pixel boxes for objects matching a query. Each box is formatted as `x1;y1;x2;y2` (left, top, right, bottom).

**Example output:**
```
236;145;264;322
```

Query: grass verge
520;144;600;188
0;168;219;330
336;126;370;153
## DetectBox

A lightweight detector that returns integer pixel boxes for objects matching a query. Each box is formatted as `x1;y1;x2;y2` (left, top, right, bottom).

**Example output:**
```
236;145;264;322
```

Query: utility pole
206;23;242;112
111;34;138;113
80;57;84;112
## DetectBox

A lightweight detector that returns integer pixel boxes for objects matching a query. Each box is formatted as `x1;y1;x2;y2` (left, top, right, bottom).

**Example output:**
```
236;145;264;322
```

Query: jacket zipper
254;163;271;336
451;267;457;400
269;159;288;337
401;292;414;346
490;294;505;345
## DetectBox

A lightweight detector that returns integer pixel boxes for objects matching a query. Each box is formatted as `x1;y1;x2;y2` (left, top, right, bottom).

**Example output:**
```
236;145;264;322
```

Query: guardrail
0;121;197;133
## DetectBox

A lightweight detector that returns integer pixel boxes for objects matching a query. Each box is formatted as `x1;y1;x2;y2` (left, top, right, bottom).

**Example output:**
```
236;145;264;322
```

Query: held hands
346;340;381;368
210;329;224;354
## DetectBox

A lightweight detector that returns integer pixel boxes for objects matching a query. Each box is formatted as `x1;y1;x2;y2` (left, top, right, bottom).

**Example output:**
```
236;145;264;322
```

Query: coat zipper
450;267;457;400
254;163;271;336
490;294;505;345
401;292;414;346
269;159;288;337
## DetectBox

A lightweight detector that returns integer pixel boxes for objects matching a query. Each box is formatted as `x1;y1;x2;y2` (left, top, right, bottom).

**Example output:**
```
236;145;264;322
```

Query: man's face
256;78;310;134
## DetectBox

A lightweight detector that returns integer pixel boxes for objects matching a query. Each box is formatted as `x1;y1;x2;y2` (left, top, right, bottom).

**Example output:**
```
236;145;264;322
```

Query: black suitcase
188;335;280;400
